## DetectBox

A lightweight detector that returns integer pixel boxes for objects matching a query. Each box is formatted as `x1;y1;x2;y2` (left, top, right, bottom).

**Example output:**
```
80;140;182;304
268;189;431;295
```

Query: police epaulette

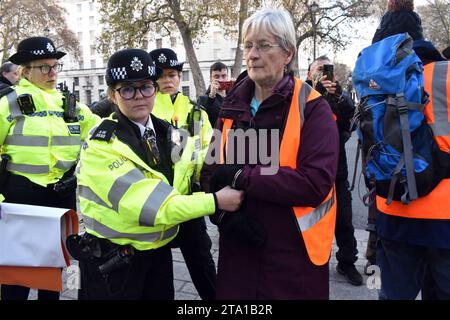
0;86;14;99
90;119;117;141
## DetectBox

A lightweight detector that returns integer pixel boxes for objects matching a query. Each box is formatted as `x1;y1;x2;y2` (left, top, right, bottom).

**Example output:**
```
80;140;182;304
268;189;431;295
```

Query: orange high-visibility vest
377;61;450;219
220;78;336;266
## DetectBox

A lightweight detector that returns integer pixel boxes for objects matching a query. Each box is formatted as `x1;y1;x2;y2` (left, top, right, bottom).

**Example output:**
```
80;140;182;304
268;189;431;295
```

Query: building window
182;70;189;81
77;17;82;25
90;45;96;56
77;32;82;40
74;77;79;86
182;86;190;97
156;39;162;49
89;16;95;26
91;59;96;68
213;49;221;60
213;31;221;43
98;89;105;98
98;75;104;85
79;60;84;69
74;90;80;100
86;90;92;105
90;30;95;41
89;1;94;11
77;3;82;12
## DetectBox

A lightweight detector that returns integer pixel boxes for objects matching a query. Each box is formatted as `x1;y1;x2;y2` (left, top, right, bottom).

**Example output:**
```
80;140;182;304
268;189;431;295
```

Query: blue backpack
352;33;441;205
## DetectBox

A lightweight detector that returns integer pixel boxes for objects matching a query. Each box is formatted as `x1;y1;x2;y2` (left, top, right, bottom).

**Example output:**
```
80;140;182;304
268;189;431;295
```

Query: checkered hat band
31;50;45;56
111;67;127;80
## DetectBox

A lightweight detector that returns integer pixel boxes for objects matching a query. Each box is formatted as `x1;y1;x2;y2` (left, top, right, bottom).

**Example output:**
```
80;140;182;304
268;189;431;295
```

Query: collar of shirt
130;115;156;139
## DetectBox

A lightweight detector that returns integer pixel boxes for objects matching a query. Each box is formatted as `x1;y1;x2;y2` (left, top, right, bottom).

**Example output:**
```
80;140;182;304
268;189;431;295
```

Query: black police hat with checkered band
106;48;162;86
149;48;184;72
8;37;66;65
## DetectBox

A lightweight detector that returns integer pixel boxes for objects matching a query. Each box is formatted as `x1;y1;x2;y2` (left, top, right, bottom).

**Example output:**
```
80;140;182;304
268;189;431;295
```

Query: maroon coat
201;74;339;299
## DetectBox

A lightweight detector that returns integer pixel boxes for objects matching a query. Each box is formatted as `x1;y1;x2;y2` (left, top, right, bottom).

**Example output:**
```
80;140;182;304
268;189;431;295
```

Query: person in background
201;8;339;299
0;61;19;91
73;48;243;300
307;55;362;286
0;36;99;300
197;61;230;126
149;48;216;300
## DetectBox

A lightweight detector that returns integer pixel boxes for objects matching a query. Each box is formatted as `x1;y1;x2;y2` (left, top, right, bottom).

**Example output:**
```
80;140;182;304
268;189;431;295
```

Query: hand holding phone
322;64;334;81
218;81;235;91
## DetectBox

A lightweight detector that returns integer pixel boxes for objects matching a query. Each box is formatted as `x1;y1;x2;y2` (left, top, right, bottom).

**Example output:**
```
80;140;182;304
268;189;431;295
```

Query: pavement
26;220;379;300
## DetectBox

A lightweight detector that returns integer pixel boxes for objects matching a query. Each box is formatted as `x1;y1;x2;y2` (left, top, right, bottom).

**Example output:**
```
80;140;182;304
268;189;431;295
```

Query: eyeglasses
115;83;158;100
243;42;281;53
27;63;63;74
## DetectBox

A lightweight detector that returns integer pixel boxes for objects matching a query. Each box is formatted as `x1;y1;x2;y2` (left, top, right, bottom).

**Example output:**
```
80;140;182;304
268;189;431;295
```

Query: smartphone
322;64;334;81
218;80;235;91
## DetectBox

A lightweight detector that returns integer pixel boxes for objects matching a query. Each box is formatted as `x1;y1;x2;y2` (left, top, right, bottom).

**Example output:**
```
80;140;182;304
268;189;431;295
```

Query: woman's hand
215;186;244;212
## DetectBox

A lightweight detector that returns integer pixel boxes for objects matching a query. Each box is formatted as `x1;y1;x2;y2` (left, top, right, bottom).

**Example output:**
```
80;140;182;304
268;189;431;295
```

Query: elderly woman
201;8;339;299
74;48;243;300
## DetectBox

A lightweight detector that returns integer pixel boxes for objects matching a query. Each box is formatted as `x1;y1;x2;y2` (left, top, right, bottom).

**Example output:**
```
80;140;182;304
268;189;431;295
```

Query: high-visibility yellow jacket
152;92;212;185
76;115;216;251
0;78;99;186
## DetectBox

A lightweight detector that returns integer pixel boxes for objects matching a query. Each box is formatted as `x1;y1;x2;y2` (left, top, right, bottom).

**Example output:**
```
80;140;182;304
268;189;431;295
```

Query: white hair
243;8;297;72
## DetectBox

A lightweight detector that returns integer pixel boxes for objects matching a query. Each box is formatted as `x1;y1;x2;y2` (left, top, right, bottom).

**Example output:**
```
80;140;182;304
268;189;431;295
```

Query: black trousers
0;174;76;301
335;179;358;265
78;239;174;300
170;217;216;300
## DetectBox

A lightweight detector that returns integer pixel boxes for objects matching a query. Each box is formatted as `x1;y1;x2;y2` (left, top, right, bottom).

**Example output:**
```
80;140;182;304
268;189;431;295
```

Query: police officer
75;48;243;300
149;48;217;300
0;36;99;300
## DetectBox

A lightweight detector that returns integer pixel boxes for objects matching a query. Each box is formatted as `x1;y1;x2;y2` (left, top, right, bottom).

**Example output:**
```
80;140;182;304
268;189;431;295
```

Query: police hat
149;48;184;72
105;48;162;86
8;37;66;65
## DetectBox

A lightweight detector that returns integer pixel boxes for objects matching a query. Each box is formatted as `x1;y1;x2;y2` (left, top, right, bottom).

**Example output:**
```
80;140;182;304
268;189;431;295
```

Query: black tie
142;127;160;165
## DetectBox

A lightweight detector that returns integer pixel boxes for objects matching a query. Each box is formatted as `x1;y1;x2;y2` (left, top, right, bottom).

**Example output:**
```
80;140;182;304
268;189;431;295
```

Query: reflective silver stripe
108;169;146;212
78;185;110;208
6;90;21;117
7;162;49;174
82;214;178;242
139;181;174;226
4;135;49;146
13;117;25;135
298;82;312;128
430;61;450;136
52;136;81;146
297;191;335;232
55;160;76;170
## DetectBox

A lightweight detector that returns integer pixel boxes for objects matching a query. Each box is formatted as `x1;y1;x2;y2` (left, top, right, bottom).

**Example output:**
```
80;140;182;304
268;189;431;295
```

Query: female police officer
75;48;243;300
0;36;99;300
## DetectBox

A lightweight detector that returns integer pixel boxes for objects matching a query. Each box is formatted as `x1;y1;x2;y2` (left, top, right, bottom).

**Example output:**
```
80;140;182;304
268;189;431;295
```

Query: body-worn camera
323;64;334;82
17;94;36;115
218;80;235;91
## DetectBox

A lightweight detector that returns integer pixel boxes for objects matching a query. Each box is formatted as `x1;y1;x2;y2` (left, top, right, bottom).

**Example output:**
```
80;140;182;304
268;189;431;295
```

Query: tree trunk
232;0;248;79
170;0;205;96
178;27;205;96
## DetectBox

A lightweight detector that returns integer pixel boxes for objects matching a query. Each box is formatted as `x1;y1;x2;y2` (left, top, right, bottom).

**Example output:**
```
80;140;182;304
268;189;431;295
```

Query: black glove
209;164;244;192
219;210;267;248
